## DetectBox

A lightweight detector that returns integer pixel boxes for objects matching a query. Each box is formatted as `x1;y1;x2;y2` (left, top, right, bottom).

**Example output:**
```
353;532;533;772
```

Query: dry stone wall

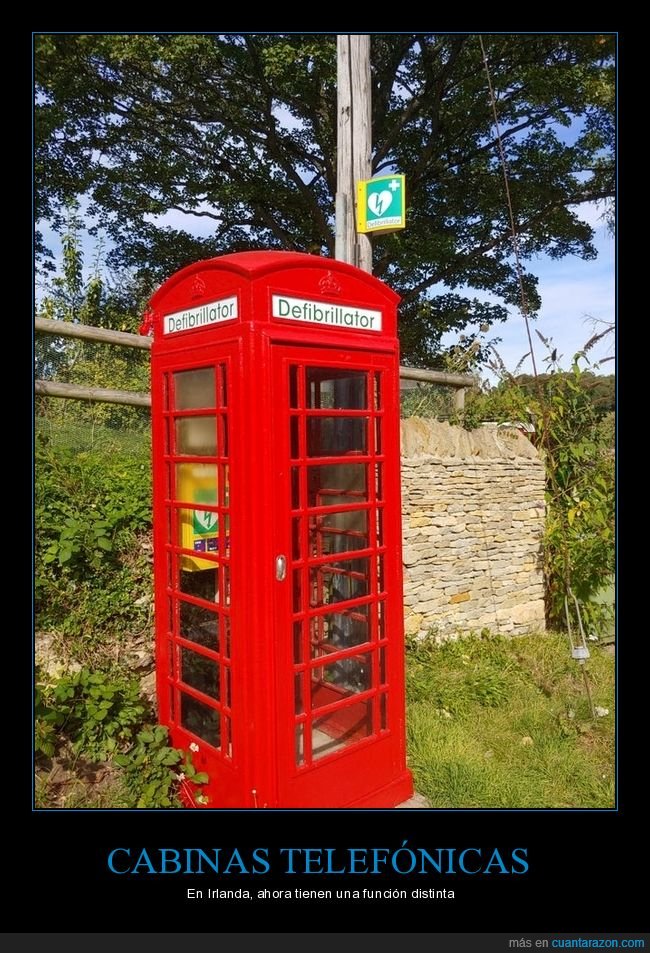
400;418;546;639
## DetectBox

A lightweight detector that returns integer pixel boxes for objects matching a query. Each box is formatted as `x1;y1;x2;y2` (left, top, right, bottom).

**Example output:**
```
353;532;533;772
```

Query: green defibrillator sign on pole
356;174;406;234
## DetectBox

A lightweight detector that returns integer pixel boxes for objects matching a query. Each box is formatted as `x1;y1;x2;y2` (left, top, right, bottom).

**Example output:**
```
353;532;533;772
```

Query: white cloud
569;200;612;231
144;205;220;239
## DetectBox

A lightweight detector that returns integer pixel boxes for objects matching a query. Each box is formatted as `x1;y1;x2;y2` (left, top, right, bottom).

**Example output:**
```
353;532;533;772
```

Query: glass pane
223;715;232;758
306;369;367;409
180;693;220;747
175;463;217;504
311;651;372;699
310;556;370;607
312;698;373;760
181;647;220;699
293;569;302;612
289;366;299;409
223;615;231;659
218;364;228;408
292;518;302;560
174;368;215;409
290;416;300;459
291;468;301;509
307;464;367;509
310;606;369;657
179;567;218;602
221;563;231;606
175;416;217;456
175;462;220;568
307;417;366;457
375;463;384;502
311;509;368;555
295;723;305;766
179;600;219;651
219;414;229;457
377;554;385;593
376;508;384;547
373;372;382;410
293;621;303;663
380;693;387;730
219;464;230;509
295;673;304;714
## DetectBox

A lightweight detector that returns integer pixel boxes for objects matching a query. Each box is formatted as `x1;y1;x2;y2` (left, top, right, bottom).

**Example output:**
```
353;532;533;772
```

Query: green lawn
406;630;614;808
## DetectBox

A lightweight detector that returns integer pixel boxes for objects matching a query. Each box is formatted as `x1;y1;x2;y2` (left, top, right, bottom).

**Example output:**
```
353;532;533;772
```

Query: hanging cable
478;35;539;379
479;35;601;718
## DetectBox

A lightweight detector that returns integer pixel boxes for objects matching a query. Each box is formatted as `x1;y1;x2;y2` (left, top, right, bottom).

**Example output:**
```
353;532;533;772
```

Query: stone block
449;591;471;604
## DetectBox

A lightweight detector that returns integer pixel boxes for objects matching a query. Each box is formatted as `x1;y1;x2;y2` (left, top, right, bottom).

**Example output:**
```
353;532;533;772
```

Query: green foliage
43;511;113;571
36;668;146;760
34;425;152;658
400;382;457;419
406;630;614;808
36;670;210;808
460;380;534;430
35;683;65;758
596;411;615;448
35;34;614;363
459;348;615;638
537;362;615;636
114;724;208;808
36;203;151;431
406;629;517;713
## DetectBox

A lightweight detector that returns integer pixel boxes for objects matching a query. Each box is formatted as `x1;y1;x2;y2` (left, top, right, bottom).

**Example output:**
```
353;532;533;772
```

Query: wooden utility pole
335;35;372;272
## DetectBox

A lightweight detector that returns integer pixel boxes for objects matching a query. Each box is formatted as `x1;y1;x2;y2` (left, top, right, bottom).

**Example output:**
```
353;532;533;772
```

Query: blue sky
452;200;615;379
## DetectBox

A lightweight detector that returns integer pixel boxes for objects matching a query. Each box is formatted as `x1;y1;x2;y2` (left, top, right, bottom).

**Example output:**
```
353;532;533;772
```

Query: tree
36;202;151;432
35;33;615;364
514;372;615;417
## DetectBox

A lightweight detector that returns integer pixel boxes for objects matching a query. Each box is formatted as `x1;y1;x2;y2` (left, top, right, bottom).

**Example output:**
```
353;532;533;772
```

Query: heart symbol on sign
368;190;393;216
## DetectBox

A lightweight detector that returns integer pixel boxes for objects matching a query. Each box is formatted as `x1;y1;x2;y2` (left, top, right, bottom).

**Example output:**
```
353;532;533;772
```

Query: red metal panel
269;346;411;807
151;341;248;807
146;251;412;808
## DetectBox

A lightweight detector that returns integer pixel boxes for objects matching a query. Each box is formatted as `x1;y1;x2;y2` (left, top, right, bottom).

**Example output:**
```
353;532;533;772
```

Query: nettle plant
36;668;146;760
35;668;209;808
115;725;209;808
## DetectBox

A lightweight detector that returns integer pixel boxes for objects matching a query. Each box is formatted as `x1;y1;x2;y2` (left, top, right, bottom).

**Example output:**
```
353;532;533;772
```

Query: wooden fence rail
35;379;152;408
35;317;475;409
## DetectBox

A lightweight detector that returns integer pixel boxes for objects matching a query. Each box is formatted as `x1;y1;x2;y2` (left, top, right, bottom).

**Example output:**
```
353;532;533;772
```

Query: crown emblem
138;308;156;337
318;271;341;296
190;275;207;299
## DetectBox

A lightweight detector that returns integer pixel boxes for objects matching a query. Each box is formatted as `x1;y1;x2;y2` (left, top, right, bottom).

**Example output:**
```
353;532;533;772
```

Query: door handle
275;554;287;582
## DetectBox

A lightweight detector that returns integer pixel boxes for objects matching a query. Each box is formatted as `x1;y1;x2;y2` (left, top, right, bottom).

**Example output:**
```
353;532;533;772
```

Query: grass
35;768;132;810
406;630;615;808
36;628;614;809
36;415;150;455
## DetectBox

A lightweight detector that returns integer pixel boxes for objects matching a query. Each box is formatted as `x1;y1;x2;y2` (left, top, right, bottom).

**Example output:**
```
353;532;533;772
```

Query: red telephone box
143;251;413;808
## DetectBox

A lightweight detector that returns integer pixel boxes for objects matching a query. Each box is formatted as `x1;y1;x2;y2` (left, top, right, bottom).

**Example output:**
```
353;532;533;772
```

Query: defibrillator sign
357;175;406;234
163;296;238;335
